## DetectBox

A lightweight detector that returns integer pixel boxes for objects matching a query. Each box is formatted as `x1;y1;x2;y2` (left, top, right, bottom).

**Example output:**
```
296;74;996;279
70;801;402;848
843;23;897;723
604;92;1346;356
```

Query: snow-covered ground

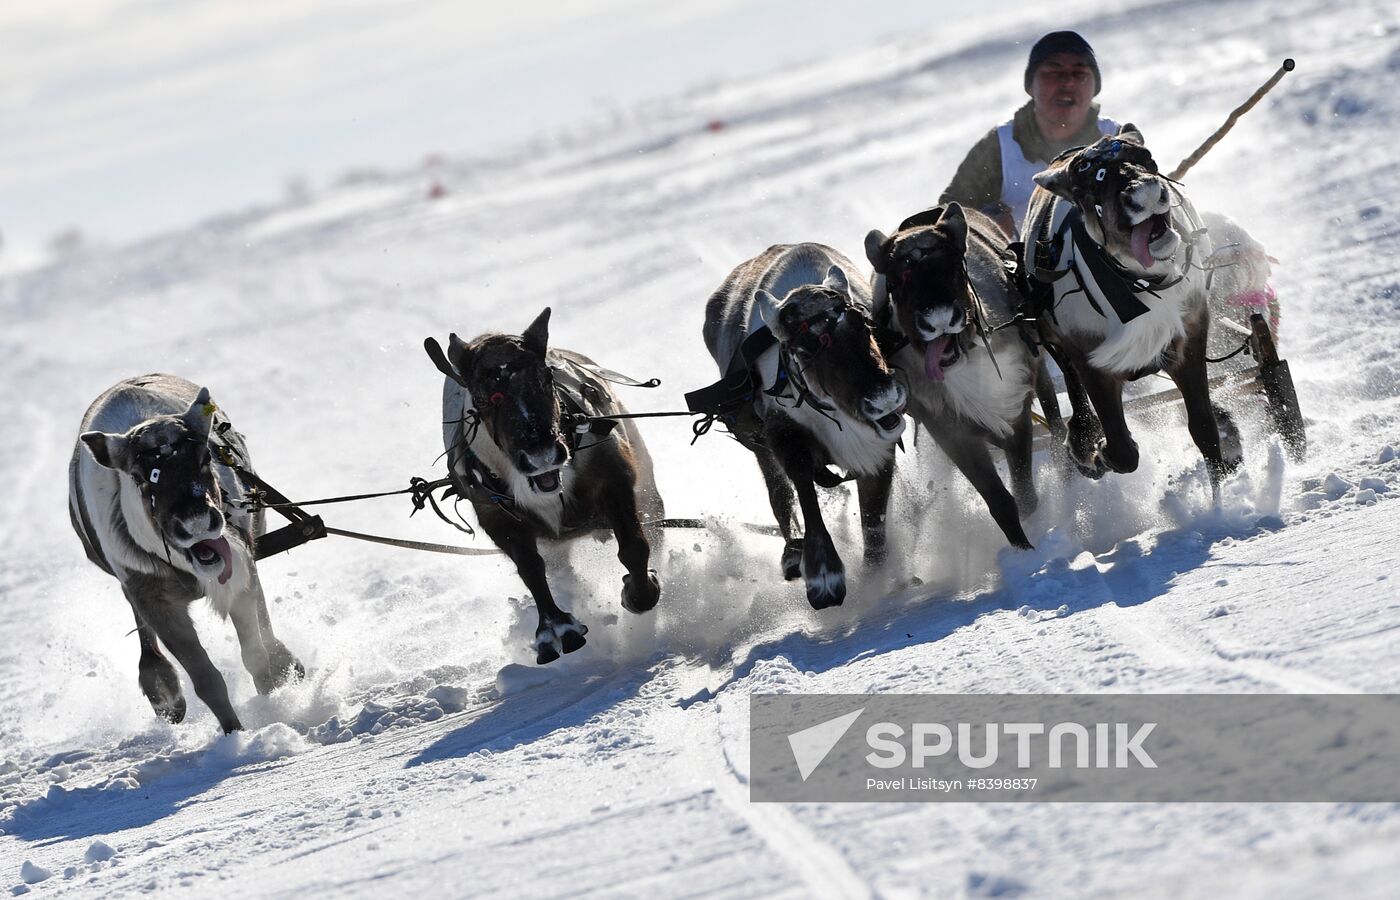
3;0;1400;895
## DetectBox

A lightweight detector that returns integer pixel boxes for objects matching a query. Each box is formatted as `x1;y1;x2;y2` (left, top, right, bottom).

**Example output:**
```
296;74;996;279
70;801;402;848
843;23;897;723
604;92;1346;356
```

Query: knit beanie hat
1024;31;1101;95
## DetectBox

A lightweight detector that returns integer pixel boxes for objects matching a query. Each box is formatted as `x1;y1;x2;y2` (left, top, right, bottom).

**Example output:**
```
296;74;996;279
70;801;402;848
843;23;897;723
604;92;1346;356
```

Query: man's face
1030;51;1095;132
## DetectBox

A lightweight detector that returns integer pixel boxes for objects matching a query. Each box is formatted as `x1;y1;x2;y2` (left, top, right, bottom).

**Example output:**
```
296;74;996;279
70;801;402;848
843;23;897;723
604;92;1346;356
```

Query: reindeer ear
447;333;473;373
81;431;128;470
938;203;968;253
1034;168;1074;199
864;229;890;272
182;387;215;438
522;307;550;356
822;265;850;296
1118;123;1145;145
755;289;782;334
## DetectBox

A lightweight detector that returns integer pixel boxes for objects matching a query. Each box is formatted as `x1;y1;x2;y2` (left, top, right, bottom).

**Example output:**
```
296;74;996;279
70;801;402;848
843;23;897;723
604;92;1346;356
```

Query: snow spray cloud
750;694;1400;802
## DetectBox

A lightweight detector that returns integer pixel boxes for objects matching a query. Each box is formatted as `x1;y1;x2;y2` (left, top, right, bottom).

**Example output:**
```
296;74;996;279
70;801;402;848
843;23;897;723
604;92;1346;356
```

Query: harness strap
684;327;777;416
1067;215;1152;323
445;438;522;522
570;360;660;389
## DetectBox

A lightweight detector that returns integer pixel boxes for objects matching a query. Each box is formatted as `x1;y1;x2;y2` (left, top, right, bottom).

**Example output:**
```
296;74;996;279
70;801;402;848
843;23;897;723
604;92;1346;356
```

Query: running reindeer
702;243;907;608
1024;126;1241;490
425;308;664;664
70;375;304;733
865;203;1059;550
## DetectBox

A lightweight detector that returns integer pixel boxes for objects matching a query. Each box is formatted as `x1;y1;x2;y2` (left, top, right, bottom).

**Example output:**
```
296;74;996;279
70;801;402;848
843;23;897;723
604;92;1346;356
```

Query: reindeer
69;375;303;734
1024;126;1241;491
426;308;664;664
703;243;907;608
865;203;1057;550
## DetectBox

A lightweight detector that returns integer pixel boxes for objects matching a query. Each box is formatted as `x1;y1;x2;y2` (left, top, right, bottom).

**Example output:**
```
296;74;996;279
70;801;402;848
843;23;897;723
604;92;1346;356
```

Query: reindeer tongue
924;335;951;382
1131;219;1157;269
196;537;234;585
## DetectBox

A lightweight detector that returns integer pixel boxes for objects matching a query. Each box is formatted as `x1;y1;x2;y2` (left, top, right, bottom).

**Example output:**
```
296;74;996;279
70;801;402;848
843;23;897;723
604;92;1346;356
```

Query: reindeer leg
229;572;303;694
123;588;185;725
248;573;305;689
1168;329;1237;492
755;447;803;581
856;458;895;567
768;421;844;609
1033;355;1067;446
477;504;586;664
1005;394;1038;518
1056;353;1108;478
141;587;242;733
597;471;661;615
1078;366;1138;475
932;429;1033;550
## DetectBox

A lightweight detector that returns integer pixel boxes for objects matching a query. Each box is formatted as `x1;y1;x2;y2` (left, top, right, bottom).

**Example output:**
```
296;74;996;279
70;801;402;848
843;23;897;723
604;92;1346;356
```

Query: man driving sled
940;30;1119;238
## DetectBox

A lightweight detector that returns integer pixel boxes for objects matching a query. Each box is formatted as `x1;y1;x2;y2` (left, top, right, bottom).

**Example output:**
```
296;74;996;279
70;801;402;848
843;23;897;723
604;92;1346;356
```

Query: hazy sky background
0;0;1025;261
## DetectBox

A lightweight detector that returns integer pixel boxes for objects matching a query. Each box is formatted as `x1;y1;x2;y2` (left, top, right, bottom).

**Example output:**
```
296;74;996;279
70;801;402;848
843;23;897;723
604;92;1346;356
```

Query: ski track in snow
3;0;1400;895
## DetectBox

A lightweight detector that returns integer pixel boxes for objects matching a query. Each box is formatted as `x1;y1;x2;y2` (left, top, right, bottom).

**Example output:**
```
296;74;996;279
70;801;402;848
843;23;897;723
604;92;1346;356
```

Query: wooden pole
1168;58;1295;181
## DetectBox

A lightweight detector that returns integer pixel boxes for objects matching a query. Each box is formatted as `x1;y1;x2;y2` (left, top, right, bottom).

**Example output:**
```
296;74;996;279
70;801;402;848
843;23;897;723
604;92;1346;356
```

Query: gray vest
998;115;1118;236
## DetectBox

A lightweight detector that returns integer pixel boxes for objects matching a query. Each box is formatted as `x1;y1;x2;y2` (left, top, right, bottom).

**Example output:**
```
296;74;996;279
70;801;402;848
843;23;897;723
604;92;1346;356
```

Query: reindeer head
81;388;235;584
1033;126;1182;276
447;308;570;494
755;266;907;439
865;203;984;384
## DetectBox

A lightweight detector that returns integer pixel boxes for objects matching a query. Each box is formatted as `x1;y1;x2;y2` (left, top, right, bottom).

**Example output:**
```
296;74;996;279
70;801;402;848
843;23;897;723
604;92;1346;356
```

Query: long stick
1169;58;1295;181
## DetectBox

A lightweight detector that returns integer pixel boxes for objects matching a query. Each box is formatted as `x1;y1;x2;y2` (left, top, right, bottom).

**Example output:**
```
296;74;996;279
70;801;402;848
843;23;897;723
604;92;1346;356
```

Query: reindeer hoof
269;651;306;691
1215;406;1244;475
803;559;846;609
140;657;185;723
1096;438;1140;475
781;539;803;581
1074;458;1107;480
534;614;588;664
621;570;661;614
154;695;187;725
1065;438;1105;480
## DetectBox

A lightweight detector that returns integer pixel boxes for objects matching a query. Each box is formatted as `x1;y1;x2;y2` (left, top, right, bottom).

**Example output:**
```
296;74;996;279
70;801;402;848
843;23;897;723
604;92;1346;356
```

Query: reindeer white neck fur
897;336;1031;440
747;265;904;478
442;380;576;536
749;342;899;477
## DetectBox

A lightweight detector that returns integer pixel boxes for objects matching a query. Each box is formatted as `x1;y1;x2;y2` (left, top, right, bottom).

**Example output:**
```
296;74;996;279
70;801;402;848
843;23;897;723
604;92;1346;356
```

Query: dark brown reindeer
427;308;664;664
1025;126;1242;491
70;375;303;734
865;203;1060;550
703;243;907;608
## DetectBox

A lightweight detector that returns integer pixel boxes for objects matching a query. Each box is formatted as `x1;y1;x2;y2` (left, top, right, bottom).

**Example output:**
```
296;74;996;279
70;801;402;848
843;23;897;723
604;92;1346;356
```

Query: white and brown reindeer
69;375;303;734
1024;126;1242;490
703;243;907;608
426;308;664;664
865;203;1058;550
